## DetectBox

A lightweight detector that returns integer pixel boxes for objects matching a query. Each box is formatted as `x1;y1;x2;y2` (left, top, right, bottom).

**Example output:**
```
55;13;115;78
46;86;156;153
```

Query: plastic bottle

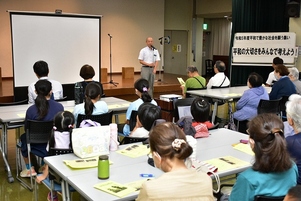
109;123;119;151
98;155;109;179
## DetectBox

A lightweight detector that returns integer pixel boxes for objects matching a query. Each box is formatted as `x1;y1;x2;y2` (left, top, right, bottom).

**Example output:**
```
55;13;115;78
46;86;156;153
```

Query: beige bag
72;126;110;159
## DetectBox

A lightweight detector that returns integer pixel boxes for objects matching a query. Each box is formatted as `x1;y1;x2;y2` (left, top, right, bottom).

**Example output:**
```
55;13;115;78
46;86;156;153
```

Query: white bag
72;126;110;159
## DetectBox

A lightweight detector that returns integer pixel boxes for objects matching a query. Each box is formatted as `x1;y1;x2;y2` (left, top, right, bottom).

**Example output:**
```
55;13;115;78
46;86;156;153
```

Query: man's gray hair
187;66;198;73
215;60;226;72
286;94;301;132
288;67;299;80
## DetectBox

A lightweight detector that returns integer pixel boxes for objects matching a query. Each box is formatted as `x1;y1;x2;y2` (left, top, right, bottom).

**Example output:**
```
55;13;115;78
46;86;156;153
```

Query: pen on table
140;173;154;178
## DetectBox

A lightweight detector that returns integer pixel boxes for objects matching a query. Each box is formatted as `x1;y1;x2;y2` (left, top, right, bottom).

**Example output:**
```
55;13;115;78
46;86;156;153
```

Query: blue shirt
25;99;64;128
122;98;157;136
286;133;301;184
229;163;298;201
233;86;269;121
73;100;109;126
269;76;296;100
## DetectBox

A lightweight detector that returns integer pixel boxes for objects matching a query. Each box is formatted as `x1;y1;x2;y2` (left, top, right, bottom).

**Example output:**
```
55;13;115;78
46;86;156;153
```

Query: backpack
79;119;100;128
176;116;196;137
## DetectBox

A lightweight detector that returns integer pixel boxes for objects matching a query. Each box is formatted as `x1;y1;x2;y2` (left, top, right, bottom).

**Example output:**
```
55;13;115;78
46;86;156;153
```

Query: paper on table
125;179;151;191
64;157;98;169
94;181;136;198
64;157;113;169
204;156;250;172
233;143;254;156
17;113;25;118
108;104;121;109
116;144;150;158
177;77;185;86
65;108;74;113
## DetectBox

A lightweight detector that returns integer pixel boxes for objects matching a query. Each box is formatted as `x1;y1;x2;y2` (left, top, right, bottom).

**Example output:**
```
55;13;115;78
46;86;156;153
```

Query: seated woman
190;97;213;138
20;80;64;177
269;64;296;100
74;64;104;104
136;122;214;201
122;78;157;136
180;66;206;98
73;82;108;126
285;94;301;185
233;72;269;132
130;103;161;138
227;113;298;201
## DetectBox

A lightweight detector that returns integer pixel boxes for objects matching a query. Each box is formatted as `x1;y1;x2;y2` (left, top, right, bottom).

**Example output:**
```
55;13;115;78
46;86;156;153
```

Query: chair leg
15;145;34;191
34;177;38;201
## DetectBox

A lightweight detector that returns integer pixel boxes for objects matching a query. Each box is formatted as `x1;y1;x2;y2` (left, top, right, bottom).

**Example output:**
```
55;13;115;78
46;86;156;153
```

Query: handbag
190;159;220;194
72;125;110;158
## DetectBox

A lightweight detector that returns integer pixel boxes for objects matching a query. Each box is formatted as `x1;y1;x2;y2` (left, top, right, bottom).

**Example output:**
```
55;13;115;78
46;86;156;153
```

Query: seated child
191;98;213;138
130;103;161;138
36;111;74;201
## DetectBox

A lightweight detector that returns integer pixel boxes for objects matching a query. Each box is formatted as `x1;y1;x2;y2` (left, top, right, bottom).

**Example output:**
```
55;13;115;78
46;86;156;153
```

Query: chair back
76;110;113;128
129;110;138;131
26;120;53;144
49;148;73;156
279;96;289;117
173;98;195;121
254;195;285;201
257;98;281;115
186;87;207;98
120;136;148;145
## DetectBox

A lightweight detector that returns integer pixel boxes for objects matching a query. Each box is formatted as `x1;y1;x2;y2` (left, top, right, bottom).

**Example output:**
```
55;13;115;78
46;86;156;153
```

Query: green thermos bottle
98;155;109;179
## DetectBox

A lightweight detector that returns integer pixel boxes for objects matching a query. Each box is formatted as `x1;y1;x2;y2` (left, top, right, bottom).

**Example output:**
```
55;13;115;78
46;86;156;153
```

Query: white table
0;97;131;182
44;129;253;201
67;163;162;201
186;86;271;123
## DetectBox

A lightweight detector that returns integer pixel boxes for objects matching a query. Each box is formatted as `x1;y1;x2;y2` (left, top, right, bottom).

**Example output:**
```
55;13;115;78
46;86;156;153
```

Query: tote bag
72;125;110;159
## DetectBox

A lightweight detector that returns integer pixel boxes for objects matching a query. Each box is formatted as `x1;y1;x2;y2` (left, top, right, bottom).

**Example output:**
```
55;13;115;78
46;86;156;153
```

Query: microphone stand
157;37;164;82
104;34;118;87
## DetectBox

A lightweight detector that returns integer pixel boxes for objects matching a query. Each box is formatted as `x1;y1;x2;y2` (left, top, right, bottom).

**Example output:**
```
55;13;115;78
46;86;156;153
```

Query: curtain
209;19;232;59
229;0;289;86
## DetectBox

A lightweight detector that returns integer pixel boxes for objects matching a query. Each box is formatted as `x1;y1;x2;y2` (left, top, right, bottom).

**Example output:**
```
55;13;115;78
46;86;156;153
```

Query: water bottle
109;123;119;151
98;155;109;179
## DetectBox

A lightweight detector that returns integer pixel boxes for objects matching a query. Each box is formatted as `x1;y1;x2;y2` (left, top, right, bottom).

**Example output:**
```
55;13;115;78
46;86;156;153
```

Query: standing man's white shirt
206;73;230;89
28;76;63;104
266;71;277;86
138;47;160;65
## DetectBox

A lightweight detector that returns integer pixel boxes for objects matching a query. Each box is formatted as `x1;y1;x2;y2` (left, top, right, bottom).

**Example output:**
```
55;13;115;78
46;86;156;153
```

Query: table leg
64;180;70;201
0;123;14;182
114;114;119;124
211;102;218;124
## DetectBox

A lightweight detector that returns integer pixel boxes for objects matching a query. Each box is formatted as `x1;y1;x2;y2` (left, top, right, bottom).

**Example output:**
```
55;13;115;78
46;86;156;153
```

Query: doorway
163;30;188;75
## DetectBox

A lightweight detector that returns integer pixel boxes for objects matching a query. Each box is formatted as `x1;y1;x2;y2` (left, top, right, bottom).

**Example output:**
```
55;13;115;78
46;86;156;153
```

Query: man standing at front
138;37;160;98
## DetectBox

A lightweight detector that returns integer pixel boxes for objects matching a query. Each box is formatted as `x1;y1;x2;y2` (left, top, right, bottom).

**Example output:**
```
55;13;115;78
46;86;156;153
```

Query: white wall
0;0;164;77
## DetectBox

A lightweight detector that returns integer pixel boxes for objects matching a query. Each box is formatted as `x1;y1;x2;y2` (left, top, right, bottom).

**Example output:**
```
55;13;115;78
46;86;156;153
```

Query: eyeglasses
246;129;250;135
